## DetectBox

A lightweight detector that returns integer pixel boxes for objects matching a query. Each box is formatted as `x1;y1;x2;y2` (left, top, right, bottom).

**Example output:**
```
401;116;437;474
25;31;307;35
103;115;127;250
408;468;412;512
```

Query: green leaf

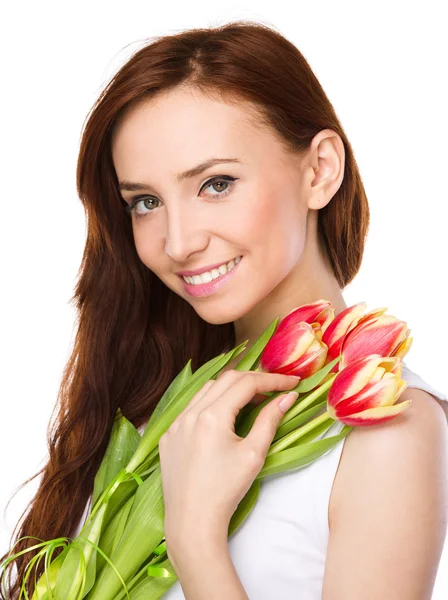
110;551;175;600
30;542;70;599
273;399;328;441
95;494;136;574
92;411;141;508
89;478;140;546
228;479;261;538
232;318;279;431
87;467;165;600
294;356;341;393
257;425;353;478
121;555;178;600
234;398;267;438
233;316;279;372
143;360;193;432
288;417;335;446
126;342;249;473
54;503;107;599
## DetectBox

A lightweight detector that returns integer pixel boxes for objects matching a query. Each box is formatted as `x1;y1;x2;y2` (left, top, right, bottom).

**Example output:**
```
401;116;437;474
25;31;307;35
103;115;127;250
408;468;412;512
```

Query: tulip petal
261;322;316;371
322;302;367;349
320;307;335;335
345;307;389;336
393;336;413;360
335;376;399;418
370;366;387;383
310;322;323;341
275;300;333;335
340;316;409;369
328;354;384;406
280;344;328;379
325;343;344;373
389;358;404;378
337;400;412;426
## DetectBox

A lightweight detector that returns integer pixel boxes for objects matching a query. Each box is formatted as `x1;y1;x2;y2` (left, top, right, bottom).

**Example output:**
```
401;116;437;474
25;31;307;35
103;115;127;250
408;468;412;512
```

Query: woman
2;21;447;600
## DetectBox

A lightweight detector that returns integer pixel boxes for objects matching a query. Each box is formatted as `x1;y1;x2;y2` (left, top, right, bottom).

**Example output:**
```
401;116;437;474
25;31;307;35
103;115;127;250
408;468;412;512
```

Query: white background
1;0;447;597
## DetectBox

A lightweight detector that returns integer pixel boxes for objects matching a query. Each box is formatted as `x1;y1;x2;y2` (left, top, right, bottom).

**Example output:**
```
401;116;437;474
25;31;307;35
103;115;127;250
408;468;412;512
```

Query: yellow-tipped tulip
260;320;328;379
340;311;413;370
274;299;335;336
327;354;412;426
322;302;368;371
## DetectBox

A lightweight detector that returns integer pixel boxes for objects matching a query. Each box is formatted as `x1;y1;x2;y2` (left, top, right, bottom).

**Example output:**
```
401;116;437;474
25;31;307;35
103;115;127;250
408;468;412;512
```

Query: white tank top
73;363;447;599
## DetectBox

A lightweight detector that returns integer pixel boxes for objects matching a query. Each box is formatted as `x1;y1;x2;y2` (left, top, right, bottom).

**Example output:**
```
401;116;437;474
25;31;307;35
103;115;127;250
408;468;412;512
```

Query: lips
179;256;243;298
177;256;240;277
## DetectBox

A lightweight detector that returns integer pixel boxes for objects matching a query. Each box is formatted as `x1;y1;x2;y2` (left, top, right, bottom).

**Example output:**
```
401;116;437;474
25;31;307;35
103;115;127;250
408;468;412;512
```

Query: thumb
245;391;299;458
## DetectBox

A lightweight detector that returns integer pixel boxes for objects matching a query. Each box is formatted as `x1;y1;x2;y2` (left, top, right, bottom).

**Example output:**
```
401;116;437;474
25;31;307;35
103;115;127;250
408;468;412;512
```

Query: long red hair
0;20;369;598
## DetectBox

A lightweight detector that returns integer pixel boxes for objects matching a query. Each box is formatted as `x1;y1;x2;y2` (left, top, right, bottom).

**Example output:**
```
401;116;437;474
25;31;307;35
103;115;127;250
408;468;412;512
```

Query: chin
194;303;247;326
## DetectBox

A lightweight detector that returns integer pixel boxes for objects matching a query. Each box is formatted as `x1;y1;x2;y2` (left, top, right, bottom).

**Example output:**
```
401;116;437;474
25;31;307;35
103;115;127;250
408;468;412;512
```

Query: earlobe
304;165;325;211
308;191;329;211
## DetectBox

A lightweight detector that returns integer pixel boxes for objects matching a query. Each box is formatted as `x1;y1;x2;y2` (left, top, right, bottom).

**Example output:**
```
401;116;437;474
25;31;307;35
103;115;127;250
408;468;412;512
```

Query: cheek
233;188;305;263
132;224;161;272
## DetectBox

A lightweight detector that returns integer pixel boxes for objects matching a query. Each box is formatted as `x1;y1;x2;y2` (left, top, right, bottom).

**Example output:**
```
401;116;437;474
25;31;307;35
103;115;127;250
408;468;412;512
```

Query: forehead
111;88;287;178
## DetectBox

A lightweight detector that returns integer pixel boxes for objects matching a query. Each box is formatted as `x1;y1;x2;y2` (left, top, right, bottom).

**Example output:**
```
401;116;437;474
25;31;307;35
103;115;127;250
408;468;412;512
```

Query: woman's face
112;87;343;334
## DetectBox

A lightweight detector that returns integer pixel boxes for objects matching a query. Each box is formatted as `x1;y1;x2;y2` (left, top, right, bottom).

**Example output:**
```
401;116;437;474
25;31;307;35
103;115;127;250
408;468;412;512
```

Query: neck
233;213;347;350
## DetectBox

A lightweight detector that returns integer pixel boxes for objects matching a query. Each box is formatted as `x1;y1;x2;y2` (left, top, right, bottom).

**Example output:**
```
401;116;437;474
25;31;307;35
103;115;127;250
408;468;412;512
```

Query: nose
164;204;209;264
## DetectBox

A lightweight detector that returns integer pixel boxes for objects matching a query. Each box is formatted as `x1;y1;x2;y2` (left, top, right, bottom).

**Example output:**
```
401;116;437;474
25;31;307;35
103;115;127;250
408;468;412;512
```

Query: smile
179;256;243;298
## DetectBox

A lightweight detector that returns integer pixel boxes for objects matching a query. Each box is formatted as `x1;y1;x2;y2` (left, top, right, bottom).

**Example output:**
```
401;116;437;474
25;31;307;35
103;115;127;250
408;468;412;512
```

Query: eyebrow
118;157;242;192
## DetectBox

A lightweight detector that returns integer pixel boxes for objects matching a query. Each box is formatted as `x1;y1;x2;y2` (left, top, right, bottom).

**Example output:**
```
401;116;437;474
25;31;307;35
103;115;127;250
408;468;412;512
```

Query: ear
306;128;345;210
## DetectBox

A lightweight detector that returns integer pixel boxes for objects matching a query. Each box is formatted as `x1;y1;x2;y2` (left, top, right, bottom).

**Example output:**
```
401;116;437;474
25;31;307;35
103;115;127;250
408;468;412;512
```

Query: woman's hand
159;369;300;551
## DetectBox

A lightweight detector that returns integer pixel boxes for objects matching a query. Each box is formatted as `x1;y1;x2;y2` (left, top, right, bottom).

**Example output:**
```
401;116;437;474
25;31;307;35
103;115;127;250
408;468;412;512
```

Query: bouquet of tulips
1;300;413;599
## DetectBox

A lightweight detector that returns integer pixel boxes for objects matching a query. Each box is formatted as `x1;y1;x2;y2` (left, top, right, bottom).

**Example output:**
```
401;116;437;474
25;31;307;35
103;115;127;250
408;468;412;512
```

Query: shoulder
329;388;447;526
324;388;448;599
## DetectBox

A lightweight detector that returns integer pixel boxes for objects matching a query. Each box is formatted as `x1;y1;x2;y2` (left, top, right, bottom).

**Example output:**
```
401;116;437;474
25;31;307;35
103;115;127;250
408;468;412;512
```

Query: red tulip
322;302;367;371
327;354;412;426
274;299;334;336
339;311;413;370
260;320;328;379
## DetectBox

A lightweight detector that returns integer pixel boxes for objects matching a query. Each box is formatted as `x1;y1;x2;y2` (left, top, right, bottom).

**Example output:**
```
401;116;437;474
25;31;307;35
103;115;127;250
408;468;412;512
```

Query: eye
199;175;237;199
123;196;160;218
123;175;238;220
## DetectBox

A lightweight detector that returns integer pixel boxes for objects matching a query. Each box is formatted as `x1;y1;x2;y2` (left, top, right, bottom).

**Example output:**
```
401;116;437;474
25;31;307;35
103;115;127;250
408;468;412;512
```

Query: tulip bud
260;321;328;379
340;312;413;370
322;302;367;371
327;354;412;426
275;299;335;336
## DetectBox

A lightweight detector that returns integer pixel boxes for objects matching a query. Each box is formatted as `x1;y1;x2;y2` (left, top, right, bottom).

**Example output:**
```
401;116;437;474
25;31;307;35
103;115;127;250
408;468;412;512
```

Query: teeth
183;256;242;285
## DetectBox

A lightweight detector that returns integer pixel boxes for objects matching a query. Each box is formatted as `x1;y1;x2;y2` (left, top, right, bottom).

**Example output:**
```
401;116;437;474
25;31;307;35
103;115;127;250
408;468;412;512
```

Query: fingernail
278;391;299;413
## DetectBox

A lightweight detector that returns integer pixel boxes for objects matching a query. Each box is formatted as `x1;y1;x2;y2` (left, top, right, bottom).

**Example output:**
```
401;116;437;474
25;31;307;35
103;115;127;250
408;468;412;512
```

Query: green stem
267;411;334;455
279;373;336;426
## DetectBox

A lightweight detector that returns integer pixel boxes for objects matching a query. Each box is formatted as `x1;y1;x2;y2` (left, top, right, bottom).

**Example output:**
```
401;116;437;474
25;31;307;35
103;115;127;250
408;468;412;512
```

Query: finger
178;370;265;419
220;371;300;415
244;390;299;459
179;371;241;418
210;371;300;422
